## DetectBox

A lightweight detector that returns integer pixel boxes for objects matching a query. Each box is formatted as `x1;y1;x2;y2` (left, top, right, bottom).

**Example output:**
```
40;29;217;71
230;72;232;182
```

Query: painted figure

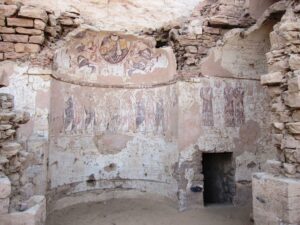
200;87;214;127
100;34;130;64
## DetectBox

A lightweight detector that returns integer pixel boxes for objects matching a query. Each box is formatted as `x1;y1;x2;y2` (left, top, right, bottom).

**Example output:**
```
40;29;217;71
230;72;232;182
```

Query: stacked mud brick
0;93;29;210
253;4;300;225
0;4;48;60
169;0;254;76
46;7;83;42
261;5;300;178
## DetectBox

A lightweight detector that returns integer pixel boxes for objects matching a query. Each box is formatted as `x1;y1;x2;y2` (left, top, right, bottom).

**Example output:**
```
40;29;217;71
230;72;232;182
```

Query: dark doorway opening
202;152;235;206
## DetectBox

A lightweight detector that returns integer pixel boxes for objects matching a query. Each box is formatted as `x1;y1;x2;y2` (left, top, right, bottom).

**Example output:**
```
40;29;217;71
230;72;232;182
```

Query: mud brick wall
0;4;47;60
261;4;300;178
0;92;29;210
169;0;255;76
0;3;83;61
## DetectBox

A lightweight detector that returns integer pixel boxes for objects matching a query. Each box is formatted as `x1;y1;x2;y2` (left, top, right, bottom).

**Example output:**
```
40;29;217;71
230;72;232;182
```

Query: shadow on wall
249;0;281;19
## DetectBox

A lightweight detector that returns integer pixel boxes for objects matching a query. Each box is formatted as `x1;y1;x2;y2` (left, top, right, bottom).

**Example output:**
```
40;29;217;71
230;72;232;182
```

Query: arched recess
48;27;179;212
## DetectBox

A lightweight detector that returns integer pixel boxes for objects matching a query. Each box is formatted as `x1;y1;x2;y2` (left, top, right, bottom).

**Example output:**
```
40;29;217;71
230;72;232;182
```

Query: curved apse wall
48;27;179;206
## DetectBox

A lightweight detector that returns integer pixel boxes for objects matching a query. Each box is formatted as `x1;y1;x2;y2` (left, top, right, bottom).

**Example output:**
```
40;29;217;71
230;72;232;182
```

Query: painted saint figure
100;34;130;64
224;86;245;127
64;97;74;131
200;87;214;126
233;87;245;126
224;86;235;127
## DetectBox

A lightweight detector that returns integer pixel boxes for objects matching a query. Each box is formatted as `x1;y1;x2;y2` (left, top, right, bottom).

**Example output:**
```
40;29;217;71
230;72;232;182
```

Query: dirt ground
46;198;253;225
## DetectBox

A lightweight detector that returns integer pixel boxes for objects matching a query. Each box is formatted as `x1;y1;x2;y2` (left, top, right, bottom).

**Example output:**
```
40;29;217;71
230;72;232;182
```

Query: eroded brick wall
0;2;83;61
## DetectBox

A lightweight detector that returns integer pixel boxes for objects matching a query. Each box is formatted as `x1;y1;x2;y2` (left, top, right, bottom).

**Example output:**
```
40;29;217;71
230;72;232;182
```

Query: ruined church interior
0;0;300;224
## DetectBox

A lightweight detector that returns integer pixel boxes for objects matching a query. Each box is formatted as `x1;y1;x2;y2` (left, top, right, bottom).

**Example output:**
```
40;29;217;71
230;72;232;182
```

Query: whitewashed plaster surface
12;0;203;32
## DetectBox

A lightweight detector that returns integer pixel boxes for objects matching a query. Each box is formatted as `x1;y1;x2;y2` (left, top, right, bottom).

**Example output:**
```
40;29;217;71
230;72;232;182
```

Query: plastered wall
48;80;179;199
0;0;280;213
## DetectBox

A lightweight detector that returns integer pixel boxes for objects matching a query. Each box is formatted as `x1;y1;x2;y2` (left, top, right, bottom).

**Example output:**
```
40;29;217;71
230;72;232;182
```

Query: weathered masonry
0;0;299;225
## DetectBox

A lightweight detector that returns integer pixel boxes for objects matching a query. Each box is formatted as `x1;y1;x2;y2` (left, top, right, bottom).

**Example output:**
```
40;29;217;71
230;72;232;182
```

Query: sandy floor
47;198;253;225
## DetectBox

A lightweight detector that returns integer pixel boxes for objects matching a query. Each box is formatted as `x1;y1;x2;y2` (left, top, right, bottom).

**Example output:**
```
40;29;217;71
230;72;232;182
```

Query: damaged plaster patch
93;134;132;155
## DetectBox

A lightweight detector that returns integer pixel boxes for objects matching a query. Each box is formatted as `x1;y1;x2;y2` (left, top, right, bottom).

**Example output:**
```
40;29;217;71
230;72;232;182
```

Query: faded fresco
178;78;270;152
200;87;214;126
54;84;177;136
53;29;176;86
224;86;245;127
177;77;272;209
48;80;179;198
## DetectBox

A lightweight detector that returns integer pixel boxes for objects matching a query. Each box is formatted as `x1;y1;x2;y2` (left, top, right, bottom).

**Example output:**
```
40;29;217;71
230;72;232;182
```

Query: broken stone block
59;18;74;26
203;26;220;35
0;124;12;131
272;134;283;146
61;11;80;19
4;52;27;60
261;72;283;85
18;6;48;22
267;86;282;98
285;92;300;108
273;122;284;131
208;16;231;27
73;18;84;25
45;26;57;37
284;148;300;164
279;21;300;32
253;173;300;225
289;54;300;70
1;142;22;157
34;19;46;30
282;134;300;149
15;27;42;35
14;43;41;53
13;111;30;124
283;163;297;175
288;75;300;93
0;26;15;34
292;110;300;121
48;15;57;26
67;7;80;15
0;112;15;121
0;5;18;17
265;160;282;175
14;43;24;53
6;18;34;28
8;172;19;186
185;46;197;54
2;34;29;43
294;4;300;13
0;156;8;166
286;122;300;134
0;42;14;52
0;195;46;224
5;129;15;137
0;175;11;199
29;35;44;45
